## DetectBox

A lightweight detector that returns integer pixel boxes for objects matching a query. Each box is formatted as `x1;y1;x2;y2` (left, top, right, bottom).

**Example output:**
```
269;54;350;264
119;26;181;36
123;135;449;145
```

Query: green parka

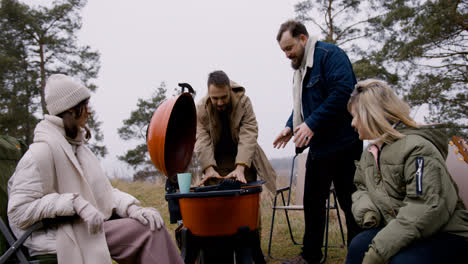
352;123;468;262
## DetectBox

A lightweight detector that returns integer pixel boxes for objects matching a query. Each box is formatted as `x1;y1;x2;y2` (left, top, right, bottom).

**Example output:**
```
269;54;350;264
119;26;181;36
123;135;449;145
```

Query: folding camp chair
0;135;60;264
0;219;61;264
267;153;346;263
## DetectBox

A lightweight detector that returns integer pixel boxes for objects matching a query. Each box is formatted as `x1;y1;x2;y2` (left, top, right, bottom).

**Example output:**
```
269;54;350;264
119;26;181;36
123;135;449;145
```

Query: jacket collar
300;35;319;70
34;115;84;176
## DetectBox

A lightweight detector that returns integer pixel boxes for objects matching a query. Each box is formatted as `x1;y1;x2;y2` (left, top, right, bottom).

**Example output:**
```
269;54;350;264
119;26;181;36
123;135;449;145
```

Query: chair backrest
446;136;468;207
0;135;27;254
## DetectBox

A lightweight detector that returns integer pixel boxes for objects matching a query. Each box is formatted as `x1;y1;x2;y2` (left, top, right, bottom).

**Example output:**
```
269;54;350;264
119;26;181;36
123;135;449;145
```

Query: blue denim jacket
286;41;360;158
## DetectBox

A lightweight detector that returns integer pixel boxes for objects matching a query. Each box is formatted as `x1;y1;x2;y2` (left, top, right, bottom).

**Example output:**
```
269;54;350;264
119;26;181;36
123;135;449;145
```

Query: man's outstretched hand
273;127;293;149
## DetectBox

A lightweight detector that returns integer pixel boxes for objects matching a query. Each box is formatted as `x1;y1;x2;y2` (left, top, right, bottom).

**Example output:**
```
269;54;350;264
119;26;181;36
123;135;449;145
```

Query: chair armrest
0;220;43;264
41;215;79;228
276;186;290;194
0;215;78;264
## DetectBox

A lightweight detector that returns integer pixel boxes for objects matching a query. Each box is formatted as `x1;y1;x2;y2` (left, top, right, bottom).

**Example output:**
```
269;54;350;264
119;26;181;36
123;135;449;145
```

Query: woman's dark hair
58;99;91;140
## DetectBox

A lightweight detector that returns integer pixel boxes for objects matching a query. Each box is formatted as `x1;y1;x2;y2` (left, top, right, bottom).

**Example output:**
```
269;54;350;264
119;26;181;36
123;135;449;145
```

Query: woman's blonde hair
347;79;418;144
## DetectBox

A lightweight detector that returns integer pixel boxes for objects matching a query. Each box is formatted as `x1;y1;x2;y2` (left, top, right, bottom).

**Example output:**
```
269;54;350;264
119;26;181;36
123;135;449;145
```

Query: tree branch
453;0;468;31
337;34;369;45
335;19;372;41
303;17;328;35
332;1;358;20
421;51;468;58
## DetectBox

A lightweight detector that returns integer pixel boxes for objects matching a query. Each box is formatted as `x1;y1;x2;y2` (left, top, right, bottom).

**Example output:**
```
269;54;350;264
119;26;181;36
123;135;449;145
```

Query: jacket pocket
305;75;320;89
382;164;405;199
304;76;327;112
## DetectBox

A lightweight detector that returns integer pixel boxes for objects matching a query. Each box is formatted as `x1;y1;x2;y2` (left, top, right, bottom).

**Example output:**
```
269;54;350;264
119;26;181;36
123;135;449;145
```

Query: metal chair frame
267;154;346;263
0;216;77;264
0;218;43;264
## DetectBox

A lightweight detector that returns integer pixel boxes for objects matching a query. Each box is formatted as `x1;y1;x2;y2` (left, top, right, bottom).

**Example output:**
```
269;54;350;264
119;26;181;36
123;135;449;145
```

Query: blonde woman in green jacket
345;79;468;264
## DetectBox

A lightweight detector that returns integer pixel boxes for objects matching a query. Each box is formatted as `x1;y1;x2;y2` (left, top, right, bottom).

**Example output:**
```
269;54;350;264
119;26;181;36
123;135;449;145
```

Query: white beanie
45;74;91;115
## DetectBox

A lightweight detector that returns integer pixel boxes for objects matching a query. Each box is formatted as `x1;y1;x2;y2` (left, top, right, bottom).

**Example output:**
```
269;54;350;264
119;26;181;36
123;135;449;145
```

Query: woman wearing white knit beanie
45;74;91;116
8;74;183;264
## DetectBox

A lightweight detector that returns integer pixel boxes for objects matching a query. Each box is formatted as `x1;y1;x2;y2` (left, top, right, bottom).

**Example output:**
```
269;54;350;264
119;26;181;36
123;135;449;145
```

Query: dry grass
111;179;348;264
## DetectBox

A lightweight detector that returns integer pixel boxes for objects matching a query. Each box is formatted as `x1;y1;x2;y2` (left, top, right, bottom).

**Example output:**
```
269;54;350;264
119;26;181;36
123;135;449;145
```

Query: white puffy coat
7;117;140;257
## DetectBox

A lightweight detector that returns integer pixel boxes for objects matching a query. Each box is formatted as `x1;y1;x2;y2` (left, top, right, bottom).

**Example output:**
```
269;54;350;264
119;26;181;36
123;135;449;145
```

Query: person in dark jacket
273;20;362;264
346;79;468;264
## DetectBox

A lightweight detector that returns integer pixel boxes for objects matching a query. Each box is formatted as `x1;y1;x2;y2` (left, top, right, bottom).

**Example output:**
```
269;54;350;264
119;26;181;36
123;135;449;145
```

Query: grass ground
111;179;348;264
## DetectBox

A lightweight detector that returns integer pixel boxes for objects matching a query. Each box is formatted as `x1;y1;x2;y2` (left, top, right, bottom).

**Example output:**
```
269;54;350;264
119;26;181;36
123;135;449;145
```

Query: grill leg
234;226;253;264
180;228;199;264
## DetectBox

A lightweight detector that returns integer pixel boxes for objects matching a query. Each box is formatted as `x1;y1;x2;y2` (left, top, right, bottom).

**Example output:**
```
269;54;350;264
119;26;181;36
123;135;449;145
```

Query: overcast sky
78;0;301;174
42;0;300;175
18;0;433;179
23;0;355;176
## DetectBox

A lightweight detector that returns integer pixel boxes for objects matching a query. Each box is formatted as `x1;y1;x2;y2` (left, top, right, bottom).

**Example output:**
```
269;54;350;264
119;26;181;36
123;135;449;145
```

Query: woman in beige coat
8;74;183;264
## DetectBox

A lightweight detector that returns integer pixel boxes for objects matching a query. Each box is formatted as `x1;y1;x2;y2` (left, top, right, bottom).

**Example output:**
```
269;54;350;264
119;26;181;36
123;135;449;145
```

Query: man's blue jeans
346;228;467;264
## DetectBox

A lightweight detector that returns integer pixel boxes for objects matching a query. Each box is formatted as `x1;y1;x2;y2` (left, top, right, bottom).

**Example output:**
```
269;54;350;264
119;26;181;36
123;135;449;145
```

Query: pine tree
0;0;107;154
0;5;39;144
294;0;399;85
368;0;467;136
118;82;168;182
295;0;467;136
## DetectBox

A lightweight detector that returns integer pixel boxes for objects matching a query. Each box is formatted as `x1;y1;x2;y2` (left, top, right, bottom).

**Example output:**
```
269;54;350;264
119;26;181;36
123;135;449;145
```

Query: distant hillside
269;156;298;180
269;156;294;171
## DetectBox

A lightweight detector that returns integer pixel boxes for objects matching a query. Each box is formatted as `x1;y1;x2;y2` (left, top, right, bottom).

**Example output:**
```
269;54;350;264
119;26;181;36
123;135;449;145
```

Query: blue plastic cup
177;173;192;193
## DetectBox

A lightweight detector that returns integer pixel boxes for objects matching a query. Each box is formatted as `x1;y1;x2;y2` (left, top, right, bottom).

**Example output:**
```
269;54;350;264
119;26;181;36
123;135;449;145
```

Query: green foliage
87;112;107;157
352;58;399;85
0;3;40;144
0;0;107;155
295;0;379;51
294;0;402;89
368;0;467;137
118;82;168;181
295;0;467;137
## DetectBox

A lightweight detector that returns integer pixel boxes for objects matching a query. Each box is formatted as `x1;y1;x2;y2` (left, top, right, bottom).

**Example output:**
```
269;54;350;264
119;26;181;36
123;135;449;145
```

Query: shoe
282;255;309;264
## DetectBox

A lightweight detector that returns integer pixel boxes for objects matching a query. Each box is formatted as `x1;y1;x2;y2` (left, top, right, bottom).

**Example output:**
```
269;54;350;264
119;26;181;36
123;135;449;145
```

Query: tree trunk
327;0;335;43
25;85;33;145
39;42;47;115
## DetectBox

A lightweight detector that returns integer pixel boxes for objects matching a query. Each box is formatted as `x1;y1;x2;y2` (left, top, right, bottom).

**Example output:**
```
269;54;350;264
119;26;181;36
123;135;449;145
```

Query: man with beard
273;20;363;264
194;70;277;263
196;70;276;193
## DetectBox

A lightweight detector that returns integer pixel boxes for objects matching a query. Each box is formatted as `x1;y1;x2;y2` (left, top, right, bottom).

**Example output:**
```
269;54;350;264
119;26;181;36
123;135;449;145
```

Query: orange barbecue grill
166;181;263;237
146;84;265;263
